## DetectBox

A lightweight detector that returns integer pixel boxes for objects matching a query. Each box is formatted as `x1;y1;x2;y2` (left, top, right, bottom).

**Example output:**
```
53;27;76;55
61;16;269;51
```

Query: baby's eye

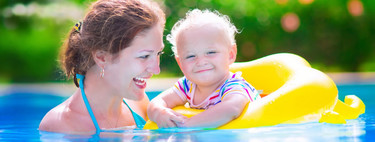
157;51;164;56
207;51;217;55
185;55;195;59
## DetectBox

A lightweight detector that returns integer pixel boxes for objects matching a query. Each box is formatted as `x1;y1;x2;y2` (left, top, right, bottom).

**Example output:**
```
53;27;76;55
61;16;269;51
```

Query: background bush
0;0;374;82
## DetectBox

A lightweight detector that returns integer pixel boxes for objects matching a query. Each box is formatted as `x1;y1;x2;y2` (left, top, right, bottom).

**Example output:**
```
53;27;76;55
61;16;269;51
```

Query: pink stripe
178;82;190;100
244;88;253;102
222;87;232;95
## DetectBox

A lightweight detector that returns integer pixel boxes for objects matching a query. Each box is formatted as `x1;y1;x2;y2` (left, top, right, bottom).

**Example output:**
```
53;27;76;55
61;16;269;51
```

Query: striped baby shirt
173;72;261;109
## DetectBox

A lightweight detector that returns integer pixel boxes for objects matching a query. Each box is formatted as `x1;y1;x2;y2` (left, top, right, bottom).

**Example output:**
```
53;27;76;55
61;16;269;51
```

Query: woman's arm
180;94;249;128
147;88;187;128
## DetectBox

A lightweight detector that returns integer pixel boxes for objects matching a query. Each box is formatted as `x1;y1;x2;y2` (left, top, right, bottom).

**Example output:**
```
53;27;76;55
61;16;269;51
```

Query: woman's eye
157;51;164;56
139;55;150;59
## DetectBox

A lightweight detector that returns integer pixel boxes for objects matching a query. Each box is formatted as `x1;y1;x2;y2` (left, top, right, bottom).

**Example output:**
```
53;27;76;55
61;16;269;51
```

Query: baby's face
175;24;236;87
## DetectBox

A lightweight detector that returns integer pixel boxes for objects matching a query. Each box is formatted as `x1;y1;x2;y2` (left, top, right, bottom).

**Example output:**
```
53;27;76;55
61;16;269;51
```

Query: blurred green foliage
0;0;374;82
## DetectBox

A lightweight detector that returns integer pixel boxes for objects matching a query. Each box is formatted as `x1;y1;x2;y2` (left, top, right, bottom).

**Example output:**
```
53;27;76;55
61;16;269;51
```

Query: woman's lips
133;77;147;89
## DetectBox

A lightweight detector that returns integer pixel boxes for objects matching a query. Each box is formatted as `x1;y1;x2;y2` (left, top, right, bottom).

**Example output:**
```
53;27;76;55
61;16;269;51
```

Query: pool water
0;84;374;141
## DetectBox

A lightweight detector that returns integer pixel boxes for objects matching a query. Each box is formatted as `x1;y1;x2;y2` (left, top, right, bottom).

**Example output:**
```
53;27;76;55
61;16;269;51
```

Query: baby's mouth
196;68;213;73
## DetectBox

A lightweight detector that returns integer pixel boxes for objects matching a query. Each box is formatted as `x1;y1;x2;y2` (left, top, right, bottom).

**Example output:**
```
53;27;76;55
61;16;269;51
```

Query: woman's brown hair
59;0;165;86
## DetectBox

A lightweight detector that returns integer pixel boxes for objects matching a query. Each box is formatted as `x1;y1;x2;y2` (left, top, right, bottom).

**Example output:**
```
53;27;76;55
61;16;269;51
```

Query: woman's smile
133;77;148;89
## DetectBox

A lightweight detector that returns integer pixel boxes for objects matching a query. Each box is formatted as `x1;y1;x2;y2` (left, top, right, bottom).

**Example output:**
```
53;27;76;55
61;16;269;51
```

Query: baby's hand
174;117;188;128
155;108;187;128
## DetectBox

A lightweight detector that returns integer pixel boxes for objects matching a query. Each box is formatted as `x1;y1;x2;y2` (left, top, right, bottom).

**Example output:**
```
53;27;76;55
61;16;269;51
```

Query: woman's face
105;24;164;100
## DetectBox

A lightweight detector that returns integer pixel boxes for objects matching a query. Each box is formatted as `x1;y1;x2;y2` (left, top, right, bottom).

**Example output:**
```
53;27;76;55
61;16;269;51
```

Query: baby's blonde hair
167;9;239;55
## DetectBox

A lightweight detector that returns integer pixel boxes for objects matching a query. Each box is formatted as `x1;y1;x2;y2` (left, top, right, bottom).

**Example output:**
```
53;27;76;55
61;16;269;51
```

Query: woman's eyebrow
139;49;154;53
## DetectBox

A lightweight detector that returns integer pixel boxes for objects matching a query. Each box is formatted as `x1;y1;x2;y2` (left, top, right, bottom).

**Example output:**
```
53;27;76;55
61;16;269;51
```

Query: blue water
0;84;374;141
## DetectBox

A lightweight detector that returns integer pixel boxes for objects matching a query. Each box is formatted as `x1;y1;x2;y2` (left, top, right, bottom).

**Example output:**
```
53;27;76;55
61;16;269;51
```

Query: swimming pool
0;84;374;141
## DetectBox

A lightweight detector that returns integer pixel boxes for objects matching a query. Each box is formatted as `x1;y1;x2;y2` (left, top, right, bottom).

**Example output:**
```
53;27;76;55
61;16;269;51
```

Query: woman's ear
229;44;237;63
92;50;111;69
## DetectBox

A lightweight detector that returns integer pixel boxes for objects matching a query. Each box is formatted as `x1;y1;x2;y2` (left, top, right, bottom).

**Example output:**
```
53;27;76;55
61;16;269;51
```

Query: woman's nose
147;58;161;75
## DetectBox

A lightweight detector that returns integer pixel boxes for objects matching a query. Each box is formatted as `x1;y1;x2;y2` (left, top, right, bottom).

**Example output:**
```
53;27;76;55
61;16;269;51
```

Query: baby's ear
175;55;182;68
229;44;237;63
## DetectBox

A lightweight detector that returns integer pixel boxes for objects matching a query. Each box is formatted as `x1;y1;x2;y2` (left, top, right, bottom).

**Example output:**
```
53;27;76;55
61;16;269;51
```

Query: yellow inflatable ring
144;53;365;129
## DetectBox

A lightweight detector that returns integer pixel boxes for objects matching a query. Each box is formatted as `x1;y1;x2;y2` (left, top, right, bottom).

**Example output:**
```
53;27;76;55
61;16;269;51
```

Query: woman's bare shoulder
39;95;93;133
39;102;72;132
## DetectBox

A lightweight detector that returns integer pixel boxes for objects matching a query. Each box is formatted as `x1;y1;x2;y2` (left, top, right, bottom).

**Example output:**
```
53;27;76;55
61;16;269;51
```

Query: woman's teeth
134;77;147;85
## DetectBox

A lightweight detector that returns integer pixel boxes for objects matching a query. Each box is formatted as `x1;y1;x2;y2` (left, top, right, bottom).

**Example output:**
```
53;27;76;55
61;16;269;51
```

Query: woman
39;0;165;134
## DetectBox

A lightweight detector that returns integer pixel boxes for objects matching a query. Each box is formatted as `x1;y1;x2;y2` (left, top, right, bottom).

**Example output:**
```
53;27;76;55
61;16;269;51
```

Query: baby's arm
180;93;249;128
147;88;187;128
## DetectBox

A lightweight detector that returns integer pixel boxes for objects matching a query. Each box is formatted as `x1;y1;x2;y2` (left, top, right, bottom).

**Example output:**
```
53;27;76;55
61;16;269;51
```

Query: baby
147;9;261;128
